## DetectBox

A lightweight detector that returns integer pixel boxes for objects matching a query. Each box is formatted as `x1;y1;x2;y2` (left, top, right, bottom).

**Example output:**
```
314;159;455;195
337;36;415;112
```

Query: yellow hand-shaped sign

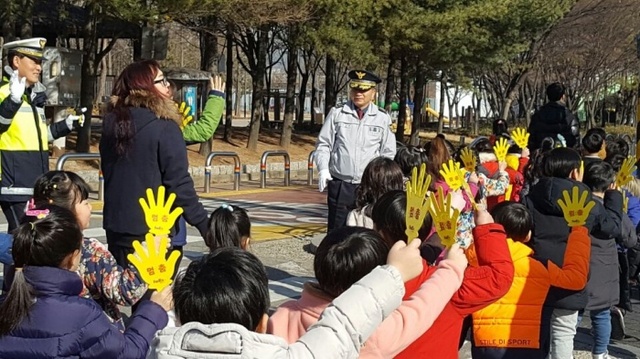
511;128;530;149
557;186;595;227
440;160;464;190
139;186;184;236
430;187;460;248
178;101;194;129
128;234;181;290
493;138;509;162
405;163;432;243
504;184;513;201
616;156;637;188
460;147;476;172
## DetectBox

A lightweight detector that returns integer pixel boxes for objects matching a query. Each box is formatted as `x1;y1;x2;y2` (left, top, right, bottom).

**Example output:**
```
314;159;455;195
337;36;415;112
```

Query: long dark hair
424;136;451;181
33;171;90;213
354;157;404;216
0;206;83;335
205;204;251;251
107;60;165;156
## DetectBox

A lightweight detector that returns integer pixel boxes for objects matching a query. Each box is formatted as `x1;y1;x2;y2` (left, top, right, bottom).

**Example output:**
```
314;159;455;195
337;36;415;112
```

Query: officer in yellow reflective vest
0;38;83;232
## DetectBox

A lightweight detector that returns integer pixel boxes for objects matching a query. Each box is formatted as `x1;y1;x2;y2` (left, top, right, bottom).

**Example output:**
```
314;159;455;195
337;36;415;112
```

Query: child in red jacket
371;191;515;358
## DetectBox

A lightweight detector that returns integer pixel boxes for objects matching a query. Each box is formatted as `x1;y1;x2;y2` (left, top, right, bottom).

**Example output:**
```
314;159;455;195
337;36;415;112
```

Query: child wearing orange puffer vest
471;196;591;359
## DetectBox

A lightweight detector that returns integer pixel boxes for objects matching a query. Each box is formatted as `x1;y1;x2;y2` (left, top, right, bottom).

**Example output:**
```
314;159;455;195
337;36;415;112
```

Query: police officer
315;70;396;231
0;38;83;231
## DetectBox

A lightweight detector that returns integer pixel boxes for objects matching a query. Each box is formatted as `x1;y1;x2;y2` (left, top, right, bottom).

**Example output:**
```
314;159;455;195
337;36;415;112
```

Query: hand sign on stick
510;128;530;149
616;156;637;188
139;186;184;236
460;147;476;172
430;187;460;248
128;234;181;291
405;164;432;243
493;138;509;162
557;186;595;227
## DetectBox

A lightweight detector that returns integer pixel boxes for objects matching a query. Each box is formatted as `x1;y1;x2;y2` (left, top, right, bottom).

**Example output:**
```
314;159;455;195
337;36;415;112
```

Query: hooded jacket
522;177;621;310
100;91;209;245
585;194;623;310
148;265;405;359
0;266;167;358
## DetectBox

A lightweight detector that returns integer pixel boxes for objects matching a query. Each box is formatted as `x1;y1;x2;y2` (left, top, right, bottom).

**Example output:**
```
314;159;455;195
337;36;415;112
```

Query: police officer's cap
3;38;47;61
348;70;381;90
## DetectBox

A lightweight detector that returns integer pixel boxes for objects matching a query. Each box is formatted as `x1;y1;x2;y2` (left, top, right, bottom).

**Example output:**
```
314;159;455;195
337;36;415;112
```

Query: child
394;145;429;178
371;190;514;358
522;147;621;359
205;203;251;251
426;136;478;247
582;161;626;358
471;138;513;209
581;128;607;167
29;171;147;330
471;201;591;359
268;227;467;358
149;237;426;358
346;157;404;228
0;205;170;358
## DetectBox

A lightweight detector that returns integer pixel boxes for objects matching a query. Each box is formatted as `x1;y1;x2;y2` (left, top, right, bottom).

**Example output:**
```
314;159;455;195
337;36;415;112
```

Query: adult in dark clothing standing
528;82;579;150
100;60;209;269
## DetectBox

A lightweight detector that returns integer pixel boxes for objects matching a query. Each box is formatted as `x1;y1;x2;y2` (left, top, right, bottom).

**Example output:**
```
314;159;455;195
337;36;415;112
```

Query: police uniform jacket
0;68;71;202
315;101;395;184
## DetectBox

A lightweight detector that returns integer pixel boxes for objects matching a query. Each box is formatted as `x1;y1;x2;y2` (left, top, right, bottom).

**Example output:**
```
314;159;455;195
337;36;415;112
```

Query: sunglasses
154;77;169;87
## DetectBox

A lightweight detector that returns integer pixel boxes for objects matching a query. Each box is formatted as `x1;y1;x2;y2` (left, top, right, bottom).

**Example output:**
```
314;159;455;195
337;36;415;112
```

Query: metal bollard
260;150;291;188
204;152;242;193
56;153;102;200
307;150;316;186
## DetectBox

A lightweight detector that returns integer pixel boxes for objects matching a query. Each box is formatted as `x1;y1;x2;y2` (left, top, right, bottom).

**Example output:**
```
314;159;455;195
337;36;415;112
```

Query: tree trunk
224;27;234;143
199;17;218;73
410;62;425;146
19;0;33;38
396;56;408;143
384;56;396;112
247;28;268;151
77;3;99;153
324;55;337;115
1;0;16;42
280;26;298;148
437;72;446;134
198;20;219;156
297;72;309;125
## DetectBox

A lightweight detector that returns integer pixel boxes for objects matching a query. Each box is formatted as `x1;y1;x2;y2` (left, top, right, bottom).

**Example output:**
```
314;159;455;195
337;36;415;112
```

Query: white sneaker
592;352;610;359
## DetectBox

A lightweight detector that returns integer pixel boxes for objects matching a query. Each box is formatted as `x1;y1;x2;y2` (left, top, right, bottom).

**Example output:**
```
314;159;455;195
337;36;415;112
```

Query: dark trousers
1;201;26;293
327;179;358;231
109;240;183;313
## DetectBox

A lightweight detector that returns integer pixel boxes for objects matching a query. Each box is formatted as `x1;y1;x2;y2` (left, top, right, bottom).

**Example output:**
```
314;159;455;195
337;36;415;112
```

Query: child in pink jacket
268;226;467;358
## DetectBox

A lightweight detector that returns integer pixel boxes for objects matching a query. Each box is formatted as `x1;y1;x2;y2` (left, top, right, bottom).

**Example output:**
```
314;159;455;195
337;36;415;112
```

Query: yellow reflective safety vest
0;80;49;201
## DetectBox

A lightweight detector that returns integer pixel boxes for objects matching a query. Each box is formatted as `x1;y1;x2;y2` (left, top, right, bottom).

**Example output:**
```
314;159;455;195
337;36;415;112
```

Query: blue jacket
625;191;640;228
0;266;167;358
100;92;209;247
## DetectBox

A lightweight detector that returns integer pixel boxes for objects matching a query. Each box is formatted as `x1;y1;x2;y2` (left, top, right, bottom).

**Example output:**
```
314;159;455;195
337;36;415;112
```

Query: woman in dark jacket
0;206;170;358
100;60;209;268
